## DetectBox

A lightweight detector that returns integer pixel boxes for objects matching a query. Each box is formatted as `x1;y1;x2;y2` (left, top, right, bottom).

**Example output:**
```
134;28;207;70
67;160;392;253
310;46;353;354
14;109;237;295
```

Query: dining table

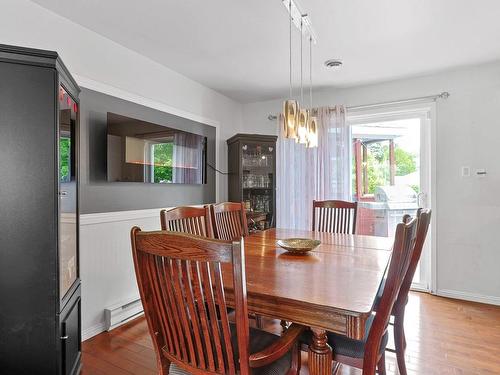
222;227;394;375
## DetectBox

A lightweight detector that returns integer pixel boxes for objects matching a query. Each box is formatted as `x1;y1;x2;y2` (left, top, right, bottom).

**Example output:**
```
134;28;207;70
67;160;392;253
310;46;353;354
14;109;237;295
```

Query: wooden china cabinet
227;134;278;231
0;44;81;374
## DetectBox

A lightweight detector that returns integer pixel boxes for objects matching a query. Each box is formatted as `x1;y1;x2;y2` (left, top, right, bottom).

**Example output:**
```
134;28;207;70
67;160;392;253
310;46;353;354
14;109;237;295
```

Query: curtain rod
347;91;449;111
267;91;450;121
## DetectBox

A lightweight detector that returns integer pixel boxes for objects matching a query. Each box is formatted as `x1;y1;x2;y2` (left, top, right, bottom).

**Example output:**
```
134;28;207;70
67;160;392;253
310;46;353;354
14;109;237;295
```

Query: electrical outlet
461;166;470;177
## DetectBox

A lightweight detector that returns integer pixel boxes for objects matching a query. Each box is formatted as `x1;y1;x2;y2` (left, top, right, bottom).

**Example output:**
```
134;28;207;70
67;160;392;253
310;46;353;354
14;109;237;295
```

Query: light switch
461;166;470;177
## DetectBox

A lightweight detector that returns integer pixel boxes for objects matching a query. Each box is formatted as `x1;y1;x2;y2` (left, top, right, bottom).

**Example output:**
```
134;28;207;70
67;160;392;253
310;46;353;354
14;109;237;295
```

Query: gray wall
79;88;216;214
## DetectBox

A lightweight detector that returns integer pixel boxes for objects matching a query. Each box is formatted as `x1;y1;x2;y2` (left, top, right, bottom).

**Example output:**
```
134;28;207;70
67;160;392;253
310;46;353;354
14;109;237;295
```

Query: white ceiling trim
74;74;220;128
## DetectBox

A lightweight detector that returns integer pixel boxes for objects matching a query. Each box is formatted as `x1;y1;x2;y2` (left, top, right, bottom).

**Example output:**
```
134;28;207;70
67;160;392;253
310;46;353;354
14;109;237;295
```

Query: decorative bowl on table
276;238;321;255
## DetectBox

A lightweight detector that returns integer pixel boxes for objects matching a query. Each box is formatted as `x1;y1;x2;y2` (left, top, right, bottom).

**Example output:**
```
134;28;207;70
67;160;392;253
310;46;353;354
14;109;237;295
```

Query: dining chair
302;216;418;375
209;202;264;328
390;208;432;375
130;228;305;375
210;202;249;240
312;200;358;234
160;206;213;238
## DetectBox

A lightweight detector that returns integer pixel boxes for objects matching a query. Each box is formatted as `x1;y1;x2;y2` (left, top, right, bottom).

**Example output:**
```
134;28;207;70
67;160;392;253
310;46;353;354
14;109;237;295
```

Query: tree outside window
152;142;173;183
60;137;71;182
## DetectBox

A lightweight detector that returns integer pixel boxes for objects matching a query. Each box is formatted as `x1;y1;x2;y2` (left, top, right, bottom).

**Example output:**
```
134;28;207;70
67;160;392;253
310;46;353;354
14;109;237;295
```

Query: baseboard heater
104;297;144;331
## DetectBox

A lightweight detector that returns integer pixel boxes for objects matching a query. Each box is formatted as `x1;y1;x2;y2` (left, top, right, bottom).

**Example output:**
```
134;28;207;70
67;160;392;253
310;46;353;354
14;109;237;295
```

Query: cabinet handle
60;335;69;340
59;191;68;197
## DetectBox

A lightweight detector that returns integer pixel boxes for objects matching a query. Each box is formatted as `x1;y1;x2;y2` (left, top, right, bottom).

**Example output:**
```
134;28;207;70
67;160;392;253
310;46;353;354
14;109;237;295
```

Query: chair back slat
179;260;206;368
160;206;213;238
396;209;432;311
170;259;197;363
210;202;249;241
191;261;217;371
312;200;358;234
157;257;182;358
201;261;227;373
363;218;418;374
213;262;236;374
131;229;248;374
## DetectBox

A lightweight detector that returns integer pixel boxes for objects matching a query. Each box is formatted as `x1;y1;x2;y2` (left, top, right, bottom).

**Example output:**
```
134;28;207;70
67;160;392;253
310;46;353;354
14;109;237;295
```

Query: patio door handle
417;192;426;208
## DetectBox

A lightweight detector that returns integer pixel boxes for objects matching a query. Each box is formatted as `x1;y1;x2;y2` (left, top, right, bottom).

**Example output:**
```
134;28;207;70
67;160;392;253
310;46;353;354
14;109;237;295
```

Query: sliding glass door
347;103;434;291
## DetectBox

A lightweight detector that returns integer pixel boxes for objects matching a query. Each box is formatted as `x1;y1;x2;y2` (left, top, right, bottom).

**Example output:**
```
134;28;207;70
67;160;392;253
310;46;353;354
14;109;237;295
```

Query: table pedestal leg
308;327;333;375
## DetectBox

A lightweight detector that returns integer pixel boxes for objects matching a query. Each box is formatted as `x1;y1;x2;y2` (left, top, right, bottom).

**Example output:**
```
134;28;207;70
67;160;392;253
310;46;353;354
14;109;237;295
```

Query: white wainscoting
80;207;168;341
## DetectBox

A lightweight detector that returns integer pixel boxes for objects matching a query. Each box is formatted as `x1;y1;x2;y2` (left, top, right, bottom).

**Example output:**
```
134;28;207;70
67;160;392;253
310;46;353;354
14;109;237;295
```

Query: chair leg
158;357;170;375
254;315;263;329
403;326;407;349
377;351;386;375
394;311;408;375
287;342;301;375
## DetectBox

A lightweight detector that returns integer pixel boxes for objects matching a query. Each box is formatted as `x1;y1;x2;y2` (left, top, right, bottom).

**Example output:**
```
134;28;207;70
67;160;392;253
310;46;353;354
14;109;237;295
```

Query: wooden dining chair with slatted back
390;208;431;375
130;228;305;375
312;200;358;234
160;206;214;238
209;202;265;328
210;202;249;241
302;217;418;375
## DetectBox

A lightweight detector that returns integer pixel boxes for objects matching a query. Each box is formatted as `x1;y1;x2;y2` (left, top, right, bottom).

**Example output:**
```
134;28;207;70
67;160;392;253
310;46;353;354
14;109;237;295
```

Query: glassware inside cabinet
229;135;277;232
242;143;274;169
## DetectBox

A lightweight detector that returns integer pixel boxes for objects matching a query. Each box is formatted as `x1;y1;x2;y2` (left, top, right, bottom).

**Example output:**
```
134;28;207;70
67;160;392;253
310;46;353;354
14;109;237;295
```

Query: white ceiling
31;0;500;103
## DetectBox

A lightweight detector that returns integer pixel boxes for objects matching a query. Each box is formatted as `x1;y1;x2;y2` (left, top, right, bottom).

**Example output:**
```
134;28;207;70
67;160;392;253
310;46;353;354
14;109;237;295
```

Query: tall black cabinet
0;44;81;374
227;134;278;230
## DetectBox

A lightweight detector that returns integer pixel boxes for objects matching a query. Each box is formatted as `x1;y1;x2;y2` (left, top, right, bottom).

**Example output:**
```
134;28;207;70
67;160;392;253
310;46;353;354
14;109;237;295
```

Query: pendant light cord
289;0;292;98
309;36;313;109
300;17;304;103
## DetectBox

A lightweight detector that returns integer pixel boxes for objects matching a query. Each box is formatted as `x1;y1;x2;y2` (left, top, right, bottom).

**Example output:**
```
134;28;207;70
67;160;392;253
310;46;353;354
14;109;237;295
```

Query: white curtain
172;132;204;184
276;106;350;230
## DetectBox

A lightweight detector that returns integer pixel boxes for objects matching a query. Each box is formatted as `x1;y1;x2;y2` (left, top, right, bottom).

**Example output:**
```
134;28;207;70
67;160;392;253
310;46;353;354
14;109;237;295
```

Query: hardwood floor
82;292;500;375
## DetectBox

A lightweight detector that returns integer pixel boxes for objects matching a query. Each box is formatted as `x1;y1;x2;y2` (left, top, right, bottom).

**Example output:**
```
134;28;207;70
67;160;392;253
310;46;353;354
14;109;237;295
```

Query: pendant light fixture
297;16;309;144
283;0;298;139
307;35;318;148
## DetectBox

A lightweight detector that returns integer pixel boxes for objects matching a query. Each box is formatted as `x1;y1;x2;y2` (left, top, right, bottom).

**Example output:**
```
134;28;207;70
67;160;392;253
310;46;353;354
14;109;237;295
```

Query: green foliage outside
394;148;416;176
353;141;418;195
153;142;174;183
60;137;70;182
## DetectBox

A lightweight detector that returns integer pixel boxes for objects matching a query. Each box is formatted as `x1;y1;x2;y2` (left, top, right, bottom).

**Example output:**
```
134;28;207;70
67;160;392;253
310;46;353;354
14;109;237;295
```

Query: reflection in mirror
59;86;78;299
107;113;207;184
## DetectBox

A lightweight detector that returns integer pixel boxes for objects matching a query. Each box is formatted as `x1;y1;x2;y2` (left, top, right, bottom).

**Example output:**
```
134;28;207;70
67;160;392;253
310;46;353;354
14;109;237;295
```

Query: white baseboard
82;322;106;341
437;289;500;306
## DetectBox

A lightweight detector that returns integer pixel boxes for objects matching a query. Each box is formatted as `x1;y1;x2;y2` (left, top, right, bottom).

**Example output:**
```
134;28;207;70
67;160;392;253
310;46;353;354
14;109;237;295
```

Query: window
352;121;419;199
150;141;173;183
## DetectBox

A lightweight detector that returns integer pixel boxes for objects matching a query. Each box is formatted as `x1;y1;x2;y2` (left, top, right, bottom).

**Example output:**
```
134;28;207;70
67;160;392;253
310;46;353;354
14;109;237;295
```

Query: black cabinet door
0;59;58;374
60;288;81;375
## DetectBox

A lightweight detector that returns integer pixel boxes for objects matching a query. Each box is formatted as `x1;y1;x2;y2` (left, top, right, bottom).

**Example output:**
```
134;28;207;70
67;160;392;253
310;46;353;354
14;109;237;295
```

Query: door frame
347;102;437;293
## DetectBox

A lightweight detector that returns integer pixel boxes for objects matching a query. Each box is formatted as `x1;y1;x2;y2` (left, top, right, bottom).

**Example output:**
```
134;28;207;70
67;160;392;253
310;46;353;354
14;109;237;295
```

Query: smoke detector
324;59;343;69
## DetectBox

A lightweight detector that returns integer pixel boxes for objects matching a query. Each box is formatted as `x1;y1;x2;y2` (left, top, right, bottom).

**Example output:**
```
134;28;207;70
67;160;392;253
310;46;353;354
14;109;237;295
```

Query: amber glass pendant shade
281;113;288;138
307;115;318;148
297;109;309;144
283;99;298;139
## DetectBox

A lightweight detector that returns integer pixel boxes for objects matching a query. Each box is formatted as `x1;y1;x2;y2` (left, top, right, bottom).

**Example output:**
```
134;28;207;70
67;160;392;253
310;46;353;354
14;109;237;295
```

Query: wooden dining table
222;228;393;375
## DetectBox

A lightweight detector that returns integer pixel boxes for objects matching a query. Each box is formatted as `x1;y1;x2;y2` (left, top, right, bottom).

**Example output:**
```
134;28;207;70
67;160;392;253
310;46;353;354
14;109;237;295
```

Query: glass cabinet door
59;86;78;299
241;142;275;230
